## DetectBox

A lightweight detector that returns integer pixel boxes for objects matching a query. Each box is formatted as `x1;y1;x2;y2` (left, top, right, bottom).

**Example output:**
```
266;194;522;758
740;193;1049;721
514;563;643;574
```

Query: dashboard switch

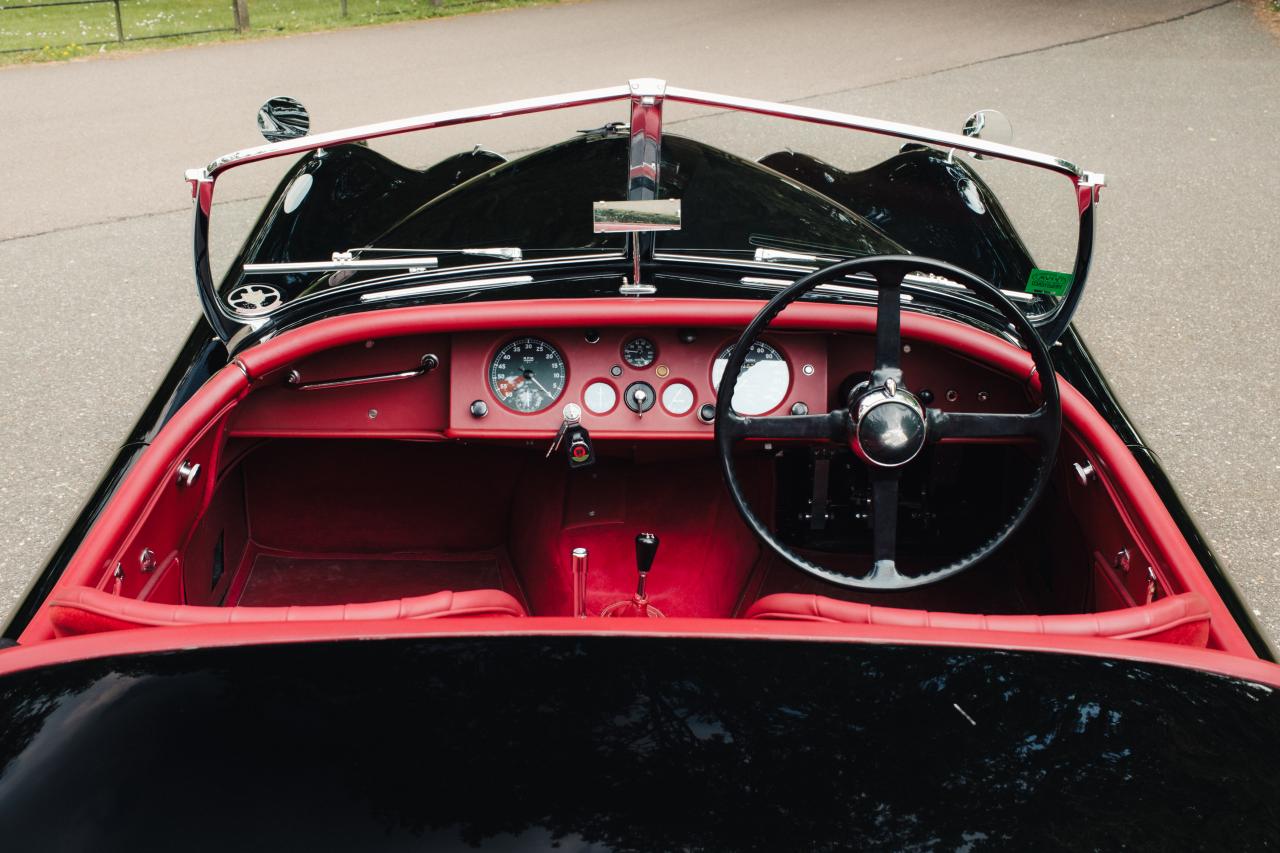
698;403;716;424
624;381;656;415
469;400;489;418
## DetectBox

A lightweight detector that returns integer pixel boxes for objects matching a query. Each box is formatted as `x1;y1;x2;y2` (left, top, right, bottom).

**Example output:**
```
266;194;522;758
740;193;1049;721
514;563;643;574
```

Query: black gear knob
635;532;659;575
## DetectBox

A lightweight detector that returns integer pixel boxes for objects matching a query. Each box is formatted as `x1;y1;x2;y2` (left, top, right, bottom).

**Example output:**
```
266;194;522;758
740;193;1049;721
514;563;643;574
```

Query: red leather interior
19;298;1257;662
47;585;526;638
745;591;1212;646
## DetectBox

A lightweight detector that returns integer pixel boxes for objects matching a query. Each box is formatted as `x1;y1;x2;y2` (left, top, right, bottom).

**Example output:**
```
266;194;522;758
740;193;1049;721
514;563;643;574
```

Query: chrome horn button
851;384;927;467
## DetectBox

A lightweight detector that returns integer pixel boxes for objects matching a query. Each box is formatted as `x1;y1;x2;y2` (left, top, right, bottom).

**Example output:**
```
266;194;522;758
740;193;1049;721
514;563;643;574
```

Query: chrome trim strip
739;276;914;302
660;253;1033;303
360;275;535;302
350;253;625;294
664;86;1084;179
244;256;439;274
189;78;1099;345
200;84;632;178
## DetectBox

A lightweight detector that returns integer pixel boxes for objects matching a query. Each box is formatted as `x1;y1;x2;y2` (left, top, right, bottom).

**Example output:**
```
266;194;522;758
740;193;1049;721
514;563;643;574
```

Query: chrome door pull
286;354;438;391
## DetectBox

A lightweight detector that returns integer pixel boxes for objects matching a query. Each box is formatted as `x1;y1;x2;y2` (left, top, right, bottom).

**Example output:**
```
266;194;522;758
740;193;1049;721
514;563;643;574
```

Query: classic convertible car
2;79;1278;848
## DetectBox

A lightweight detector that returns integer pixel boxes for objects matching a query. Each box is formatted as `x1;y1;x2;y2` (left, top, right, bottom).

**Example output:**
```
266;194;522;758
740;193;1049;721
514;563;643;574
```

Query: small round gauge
489;337;567;413
622;336;657;369
712;341;791;416
583;381;618;414
661;381;695;415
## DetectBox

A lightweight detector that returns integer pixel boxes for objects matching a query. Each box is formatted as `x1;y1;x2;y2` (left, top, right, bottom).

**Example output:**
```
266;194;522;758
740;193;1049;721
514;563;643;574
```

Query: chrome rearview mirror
962;109;1012;159
592;198;682;233
257;96;311;143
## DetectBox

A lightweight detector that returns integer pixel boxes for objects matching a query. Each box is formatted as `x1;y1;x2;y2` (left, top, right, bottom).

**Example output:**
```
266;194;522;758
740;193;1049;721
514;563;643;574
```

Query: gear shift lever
601;532;664;618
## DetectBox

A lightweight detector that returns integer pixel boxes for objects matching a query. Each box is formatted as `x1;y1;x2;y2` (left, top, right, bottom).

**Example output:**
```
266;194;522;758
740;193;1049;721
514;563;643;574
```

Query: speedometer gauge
712;341;790;416
489;337;567;413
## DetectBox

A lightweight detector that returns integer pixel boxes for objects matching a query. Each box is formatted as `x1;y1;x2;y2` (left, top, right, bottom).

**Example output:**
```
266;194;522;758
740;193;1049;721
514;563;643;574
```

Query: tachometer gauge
712;341;790;415
622;337;657;369
489;338;567;413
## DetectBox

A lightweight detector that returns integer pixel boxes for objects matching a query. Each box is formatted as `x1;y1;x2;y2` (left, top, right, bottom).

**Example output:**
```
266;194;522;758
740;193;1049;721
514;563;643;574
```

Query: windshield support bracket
625;78;666;294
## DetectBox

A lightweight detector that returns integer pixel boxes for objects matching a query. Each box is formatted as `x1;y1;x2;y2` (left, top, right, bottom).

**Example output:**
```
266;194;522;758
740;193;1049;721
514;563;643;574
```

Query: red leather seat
47;585;526;638
744;591;1211;646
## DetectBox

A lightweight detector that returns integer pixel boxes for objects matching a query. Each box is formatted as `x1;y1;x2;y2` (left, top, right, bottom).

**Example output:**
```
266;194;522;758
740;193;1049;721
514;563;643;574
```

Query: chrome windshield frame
186;78;1104;344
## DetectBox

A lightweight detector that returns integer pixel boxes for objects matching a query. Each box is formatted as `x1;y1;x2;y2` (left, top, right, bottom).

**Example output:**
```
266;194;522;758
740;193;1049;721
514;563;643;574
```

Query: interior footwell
229;549;527;610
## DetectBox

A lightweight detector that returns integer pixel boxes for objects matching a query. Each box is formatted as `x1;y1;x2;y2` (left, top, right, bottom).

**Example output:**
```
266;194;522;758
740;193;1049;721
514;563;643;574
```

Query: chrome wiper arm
243;252;439;274
754;247;846;264
656;250;1036;304
351;246;524;261
241;246;525;276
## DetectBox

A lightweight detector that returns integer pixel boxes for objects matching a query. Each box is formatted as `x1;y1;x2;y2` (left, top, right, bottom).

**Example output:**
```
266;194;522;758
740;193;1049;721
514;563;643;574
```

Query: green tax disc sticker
1025;268;1073;297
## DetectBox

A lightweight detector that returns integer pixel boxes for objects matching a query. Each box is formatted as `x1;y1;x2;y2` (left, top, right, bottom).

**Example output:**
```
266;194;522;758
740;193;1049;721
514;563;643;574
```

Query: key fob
565;425;595;469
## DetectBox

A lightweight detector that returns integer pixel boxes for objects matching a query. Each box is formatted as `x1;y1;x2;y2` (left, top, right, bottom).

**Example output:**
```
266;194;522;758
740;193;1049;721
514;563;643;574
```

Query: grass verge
0;0;558;66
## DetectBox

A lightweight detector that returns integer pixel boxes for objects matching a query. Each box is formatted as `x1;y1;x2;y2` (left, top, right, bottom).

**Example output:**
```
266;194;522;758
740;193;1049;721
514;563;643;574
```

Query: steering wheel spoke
866;468;903;586
927;406;1054;441
722;410;851;442
872;266;907;384
716;255;1062;592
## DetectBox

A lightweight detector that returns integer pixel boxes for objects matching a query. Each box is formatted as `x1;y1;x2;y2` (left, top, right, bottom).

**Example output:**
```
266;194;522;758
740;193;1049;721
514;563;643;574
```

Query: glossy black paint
222;144;507;298
760;147;1036;295
1;637;1277;850
375;134;901;256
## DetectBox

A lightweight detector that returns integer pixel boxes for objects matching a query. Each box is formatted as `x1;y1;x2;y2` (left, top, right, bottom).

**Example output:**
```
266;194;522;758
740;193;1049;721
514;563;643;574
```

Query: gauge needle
524;372;554;397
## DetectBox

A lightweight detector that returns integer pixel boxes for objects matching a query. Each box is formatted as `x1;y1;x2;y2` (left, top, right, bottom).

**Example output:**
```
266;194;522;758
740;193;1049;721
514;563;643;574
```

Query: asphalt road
1;0;1277;636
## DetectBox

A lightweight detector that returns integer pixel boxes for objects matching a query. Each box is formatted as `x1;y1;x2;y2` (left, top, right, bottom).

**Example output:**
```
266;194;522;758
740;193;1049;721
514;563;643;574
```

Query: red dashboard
449;328;828;439
226;325;1030;440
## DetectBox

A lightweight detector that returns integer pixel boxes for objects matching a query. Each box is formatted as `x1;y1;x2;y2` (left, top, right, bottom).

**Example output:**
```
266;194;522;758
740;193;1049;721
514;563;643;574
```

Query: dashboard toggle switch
624;381;656;416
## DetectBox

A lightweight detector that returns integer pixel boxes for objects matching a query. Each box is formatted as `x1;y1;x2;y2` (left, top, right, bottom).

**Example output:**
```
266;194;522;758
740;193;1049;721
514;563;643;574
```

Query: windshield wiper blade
244;252;440;275
352;246;524;261
754;247;846;264
243;246;524;275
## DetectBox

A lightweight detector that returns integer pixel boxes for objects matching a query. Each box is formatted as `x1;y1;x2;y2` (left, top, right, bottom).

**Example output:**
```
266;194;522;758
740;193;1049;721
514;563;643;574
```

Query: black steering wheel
715;256;1061;591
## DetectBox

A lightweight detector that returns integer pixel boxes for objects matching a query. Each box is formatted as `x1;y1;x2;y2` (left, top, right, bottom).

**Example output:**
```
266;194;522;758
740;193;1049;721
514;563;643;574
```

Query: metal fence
0;0;457;55
0;0;235;53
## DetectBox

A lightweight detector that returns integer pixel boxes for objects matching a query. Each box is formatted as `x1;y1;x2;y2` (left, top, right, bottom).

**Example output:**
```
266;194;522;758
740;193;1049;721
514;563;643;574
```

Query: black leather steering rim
715;255;1062;591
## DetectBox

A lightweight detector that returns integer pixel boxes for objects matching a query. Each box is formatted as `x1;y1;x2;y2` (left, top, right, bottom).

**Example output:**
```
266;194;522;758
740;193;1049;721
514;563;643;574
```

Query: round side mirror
961;109;1012;159
257;96;310;143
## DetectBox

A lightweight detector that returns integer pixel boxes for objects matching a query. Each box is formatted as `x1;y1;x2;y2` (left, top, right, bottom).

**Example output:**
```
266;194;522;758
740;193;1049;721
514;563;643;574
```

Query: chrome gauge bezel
487;336;568;414
711;339;792;416
621;336;658;369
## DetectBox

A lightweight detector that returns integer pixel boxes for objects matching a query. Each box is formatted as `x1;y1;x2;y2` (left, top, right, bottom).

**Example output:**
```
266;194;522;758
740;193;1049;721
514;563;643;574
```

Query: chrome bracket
1073;461;1095;486
626;78;666;291
287;354;439;391
618;276;657;296
176;461;201;488
139;548;157;573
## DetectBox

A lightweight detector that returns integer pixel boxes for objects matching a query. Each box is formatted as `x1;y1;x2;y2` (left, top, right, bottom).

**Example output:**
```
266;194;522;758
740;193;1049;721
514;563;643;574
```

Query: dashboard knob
469;400;489;418
698;403;716;423
623;381;656;414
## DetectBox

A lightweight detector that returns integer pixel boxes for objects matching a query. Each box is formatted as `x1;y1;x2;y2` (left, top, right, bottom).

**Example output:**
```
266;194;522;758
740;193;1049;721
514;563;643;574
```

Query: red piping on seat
744;591;1212;646
47;585;525;638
